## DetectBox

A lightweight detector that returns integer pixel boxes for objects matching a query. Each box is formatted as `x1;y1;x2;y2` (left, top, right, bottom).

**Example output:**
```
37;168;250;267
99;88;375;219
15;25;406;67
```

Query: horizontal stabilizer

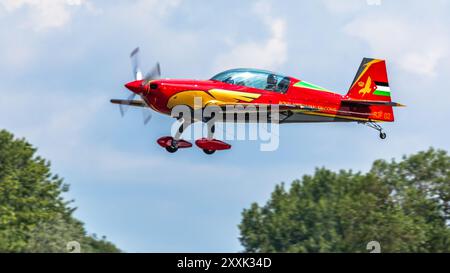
342;99;405;107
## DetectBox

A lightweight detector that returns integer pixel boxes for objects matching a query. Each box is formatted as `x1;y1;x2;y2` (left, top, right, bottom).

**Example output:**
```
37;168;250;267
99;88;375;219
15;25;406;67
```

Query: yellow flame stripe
166;89;261;109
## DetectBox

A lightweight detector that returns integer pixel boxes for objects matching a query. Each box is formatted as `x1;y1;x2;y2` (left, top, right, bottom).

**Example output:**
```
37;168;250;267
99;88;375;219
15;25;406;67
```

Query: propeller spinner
119;47;161;125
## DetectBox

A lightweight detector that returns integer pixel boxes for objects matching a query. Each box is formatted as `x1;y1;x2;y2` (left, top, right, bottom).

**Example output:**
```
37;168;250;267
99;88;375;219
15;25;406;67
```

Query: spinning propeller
118;47;161;125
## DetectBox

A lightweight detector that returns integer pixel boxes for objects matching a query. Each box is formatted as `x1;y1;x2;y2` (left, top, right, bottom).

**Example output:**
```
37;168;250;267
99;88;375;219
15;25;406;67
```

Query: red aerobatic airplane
111;48;404;154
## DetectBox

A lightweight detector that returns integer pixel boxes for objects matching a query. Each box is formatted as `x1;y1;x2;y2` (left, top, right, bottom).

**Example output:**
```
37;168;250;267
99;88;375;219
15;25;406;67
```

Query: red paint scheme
123;59;401;124
195;138;232;151
157;136;192;149
136;78;299;116
126;76;394;123
113;57;403;153
143;79;230;115
124;81;142;94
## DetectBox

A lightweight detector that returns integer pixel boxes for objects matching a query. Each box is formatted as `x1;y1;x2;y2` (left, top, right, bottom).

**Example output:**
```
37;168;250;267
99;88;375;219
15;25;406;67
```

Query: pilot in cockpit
266;74;278;91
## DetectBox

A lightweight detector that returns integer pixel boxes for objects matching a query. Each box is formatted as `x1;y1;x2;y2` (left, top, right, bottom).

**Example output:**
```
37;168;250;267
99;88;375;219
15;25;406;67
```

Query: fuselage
114;51;400;153
128;77;391;123
121;65;396;123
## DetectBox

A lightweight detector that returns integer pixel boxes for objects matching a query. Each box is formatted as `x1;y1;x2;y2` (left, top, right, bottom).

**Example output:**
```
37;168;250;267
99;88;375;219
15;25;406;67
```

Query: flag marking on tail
373;81;390;97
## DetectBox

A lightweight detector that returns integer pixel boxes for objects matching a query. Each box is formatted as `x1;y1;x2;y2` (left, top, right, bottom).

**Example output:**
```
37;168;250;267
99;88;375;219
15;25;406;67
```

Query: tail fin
345;58;399;122
346;58;391;102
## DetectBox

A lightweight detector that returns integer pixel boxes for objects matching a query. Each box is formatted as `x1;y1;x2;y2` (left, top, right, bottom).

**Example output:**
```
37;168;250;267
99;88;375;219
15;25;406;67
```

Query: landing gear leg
168;118;191;152
360;121;387;139
195;114;231;154
157;114;193;153
161;118;191;153
202;120;216;155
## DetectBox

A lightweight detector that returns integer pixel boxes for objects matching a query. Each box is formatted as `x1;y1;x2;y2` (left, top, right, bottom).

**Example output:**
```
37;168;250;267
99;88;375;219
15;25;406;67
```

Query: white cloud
322;0;365;13
0;0;94;31
344;15;449;77
131;0;182;17
0;37;35;71
0;89;106;159
213;0;287;72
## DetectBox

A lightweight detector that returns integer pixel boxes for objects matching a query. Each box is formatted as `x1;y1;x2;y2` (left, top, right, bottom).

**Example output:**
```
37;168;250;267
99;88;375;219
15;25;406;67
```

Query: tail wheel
165;146;178;153
203;149;216;155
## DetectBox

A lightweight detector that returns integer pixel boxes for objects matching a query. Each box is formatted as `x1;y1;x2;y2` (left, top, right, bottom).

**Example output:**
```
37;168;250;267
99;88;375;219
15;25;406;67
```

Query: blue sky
0;0;449;252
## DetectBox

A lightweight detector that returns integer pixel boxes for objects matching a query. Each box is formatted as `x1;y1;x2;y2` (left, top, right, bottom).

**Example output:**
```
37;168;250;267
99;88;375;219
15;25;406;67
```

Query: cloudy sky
0;0;449;252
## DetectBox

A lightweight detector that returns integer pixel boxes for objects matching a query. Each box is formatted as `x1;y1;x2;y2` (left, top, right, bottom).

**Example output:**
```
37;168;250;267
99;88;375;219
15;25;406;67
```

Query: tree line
0;129;119;252
239;148;450;252
2;128;449;252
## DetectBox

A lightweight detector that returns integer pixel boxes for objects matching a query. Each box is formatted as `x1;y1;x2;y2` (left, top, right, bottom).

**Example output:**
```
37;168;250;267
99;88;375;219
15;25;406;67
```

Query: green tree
239;148;450;252
0;129;120;252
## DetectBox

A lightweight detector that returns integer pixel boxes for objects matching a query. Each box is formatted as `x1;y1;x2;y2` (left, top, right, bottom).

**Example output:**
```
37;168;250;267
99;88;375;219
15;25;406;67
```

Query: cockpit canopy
211;68;291;93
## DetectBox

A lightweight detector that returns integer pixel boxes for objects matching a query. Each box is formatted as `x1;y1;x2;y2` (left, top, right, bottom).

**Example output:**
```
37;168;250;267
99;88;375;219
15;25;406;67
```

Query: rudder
345;58;396;122
346;58;391;102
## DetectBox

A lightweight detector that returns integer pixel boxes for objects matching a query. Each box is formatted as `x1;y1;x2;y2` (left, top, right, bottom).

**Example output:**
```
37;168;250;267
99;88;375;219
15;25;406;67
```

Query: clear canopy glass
211;68;291;93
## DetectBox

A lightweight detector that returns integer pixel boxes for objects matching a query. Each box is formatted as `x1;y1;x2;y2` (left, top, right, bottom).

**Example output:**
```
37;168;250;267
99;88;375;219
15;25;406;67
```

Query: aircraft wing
110;99;147;107
212;102;321;113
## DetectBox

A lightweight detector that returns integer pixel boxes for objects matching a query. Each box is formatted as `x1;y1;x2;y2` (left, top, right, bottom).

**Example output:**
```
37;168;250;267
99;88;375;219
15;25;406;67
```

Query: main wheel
165;145;178;153
379;132;387;139
203;149;216;155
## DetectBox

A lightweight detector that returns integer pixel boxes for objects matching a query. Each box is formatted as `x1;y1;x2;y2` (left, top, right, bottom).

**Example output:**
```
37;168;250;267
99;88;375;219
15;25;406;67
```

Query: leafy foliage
240;148;450;252
0;129;120;252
